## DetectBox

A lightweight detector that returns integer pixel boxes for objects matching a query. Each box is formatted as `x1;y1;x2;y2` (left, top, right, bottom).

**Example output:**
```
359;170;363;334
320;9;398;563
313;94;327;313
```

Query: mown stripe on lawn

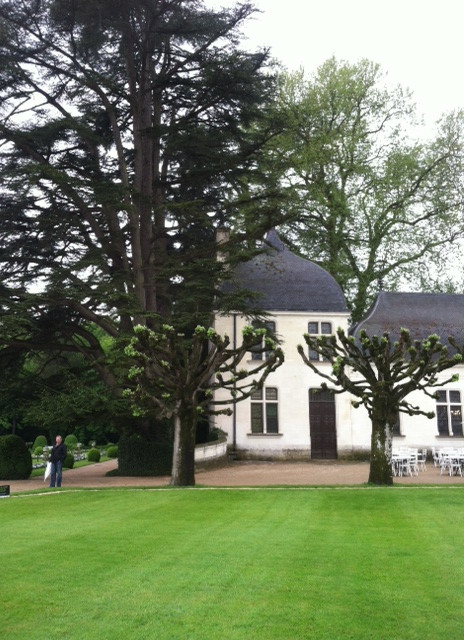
6;483;464;499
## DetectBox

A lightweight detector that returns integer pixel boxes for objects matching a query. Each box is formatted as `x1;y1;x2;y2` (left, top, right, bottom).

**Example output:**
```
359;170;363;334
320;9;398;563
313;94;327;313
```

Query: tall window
436;390;463;436
308;321;332;361
250;387;279;434
250;320;276;361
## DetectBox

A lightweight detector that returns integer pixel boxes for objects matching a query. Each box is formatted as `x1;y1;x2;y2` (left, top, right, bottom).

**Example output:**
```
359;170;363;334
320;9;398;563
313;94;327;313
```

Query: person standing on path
49;435;67;488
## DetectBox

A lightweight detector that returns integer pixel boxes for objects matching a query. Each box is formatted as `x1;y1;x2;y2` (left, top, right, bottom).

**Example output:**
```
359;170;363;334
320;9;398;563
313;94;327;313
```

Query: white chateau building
213;230;464;459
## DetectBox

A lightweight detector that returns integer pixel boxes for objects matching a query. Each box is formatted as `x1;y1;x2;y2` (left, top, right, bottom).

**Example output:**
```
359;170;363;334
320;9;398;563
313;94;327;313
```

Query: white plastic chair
417;448;427;471
439;450;450;475
439;449;459;476
408;450;419;476
448;451;462;476
397;452;413;477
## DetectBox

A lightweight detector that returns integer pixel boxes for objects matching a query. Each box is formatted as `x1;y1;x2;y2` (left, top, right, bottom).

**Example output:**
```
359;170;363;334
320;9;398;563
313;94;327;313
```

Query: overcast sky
209;0;464;131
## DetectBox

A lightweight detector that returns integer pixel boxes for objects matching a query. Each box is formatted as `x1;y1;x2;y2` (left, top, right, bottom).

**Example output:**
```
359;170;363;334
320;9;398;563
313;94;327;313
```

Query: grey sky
209;0;464;129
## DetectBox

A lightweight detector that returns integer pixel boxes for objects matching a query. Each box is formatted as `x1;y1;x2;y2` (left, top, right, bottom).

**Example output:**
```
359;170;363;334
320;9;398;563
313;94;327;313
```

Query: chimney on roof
216;226;230;263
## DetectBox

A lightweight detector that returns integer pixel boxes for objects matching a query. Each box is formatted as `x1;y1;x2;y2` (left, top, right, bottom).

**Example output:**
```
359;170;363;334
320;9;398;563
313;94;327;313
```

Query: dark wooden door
309;388;337;459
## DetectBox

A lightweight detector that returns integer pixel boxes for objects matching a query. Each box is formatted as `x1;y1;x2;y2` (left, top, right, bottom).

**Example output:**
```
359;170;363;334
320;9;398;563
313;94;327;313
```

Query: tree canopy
0;0;280;328
0;1;282;432
266;58;464;321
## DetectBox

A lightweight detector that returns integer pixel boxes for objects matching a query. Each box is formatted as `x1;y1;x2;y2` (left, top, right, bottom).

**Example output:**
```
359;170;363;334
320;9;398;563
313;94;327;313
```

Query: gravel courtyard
5;458;464;494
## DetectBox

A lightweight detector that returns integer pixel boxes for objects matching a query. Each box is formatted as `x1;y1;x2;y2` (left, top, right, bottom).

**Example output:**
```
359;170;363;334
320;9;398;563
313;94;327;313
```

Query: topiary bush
0;434;32;480
106;445;118;458
87;448;101;463
64;434;78;450
32;435;47;451
63;452;75;469
34;446;44;456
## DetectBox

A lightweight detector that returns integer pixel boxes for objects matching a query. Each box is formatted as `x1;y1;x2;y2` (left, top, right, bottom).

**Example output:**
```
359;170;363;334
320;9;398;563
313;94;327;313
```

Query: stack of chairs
437;448;463;476
392;448;420;477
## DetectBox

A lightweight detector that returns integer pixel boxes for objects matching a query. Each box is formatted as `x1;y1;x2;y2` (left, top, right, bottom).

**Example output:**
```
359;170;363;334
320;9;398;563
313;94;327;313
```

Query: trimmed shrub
118;433;172;476
87;448;101;463
32;435;47;451
64;434;78;450
34;446;44;456
106;445;118;459
63;452;75;469
0;434;32;480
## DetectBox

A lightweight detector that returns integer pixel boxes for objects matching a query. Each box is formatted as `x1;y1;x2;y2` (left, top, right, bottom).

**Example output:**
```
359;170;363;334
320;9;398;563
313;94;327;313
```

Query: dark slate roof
224;230;348;313
352;291;464;348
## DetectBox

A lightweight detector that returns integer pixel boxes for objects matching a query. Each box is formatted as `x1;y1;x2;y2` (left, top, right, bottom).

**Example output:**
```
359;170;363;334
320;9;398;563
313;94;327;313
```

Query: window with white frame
436;390;463;436
308;321;332;361
250;387;279;434
250;320;276;361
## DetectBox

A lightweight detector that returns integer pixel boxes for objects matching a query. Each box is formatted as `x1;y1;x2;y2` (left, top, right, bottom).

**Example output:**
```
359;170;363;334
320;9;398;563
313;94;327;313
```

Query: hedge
0;434;32;480
118;434;172;476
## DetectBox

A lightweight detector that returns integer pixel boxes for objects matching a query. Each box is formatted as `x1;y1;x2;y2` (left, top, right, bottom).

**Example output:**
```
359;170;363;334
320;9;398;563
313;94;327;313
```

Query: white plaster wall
213;312;464;457
213;310;352;458
337;368;464;453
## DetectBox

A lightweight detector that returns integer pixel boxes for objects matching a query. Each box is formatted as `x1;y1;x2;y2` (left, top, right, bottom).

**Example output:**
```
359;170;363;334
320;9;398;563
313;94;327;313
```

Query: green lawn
2;487;464;640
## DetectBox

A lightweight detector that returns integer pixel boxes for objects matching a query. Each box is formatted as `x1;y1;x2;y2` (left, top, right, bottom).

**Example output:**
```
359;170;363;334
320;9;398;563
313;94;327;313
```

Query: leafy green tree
267;59;464;321
0;1;282;461
22;352;128;444
0;313;128;443
125;324;284;486
0;333;39;439
298;328;462;485
0;0;278;328
0;365;30;436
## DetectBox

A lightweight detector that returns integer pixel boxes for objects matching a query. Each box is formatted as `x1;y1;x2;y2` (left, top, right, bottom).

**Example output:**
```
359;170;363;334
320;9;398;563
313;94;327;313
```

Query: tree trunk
170;413;196;487
368;399;394;485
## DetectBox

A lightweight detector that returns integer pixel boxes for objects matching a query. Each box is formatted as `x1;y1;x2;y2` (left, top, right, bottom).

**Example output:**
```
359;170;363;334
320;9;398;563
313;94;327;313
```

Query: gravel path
4;458;464;494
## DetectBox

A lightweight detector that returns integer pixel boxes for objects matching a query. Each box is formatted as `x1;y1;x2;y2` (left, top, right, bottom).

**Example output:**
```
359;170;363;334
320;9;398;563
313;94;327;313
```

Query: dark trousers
49;460;63;487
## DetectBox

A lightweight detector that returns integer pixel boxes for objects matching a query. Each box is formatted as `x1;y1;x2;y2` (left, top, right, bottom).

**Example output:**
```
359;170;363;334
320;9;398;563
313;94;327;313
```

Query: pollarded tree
298;328;462;485
124;324;284;486
267;59;464;321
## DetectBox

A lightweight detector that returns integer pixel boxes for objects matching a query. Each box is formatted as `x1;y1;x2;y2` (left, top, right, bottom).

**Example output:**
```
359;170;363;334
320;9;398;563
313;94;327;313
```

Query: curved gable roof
225;230;348;313
353;291;464;348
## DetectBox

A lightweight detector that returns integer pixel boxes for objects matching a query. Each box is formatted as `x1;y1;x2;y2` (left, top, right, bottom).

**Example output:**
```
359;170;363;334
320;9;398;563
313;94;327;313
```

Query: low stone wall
230;447;310;461
194;437;227;463
225;447;372;462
